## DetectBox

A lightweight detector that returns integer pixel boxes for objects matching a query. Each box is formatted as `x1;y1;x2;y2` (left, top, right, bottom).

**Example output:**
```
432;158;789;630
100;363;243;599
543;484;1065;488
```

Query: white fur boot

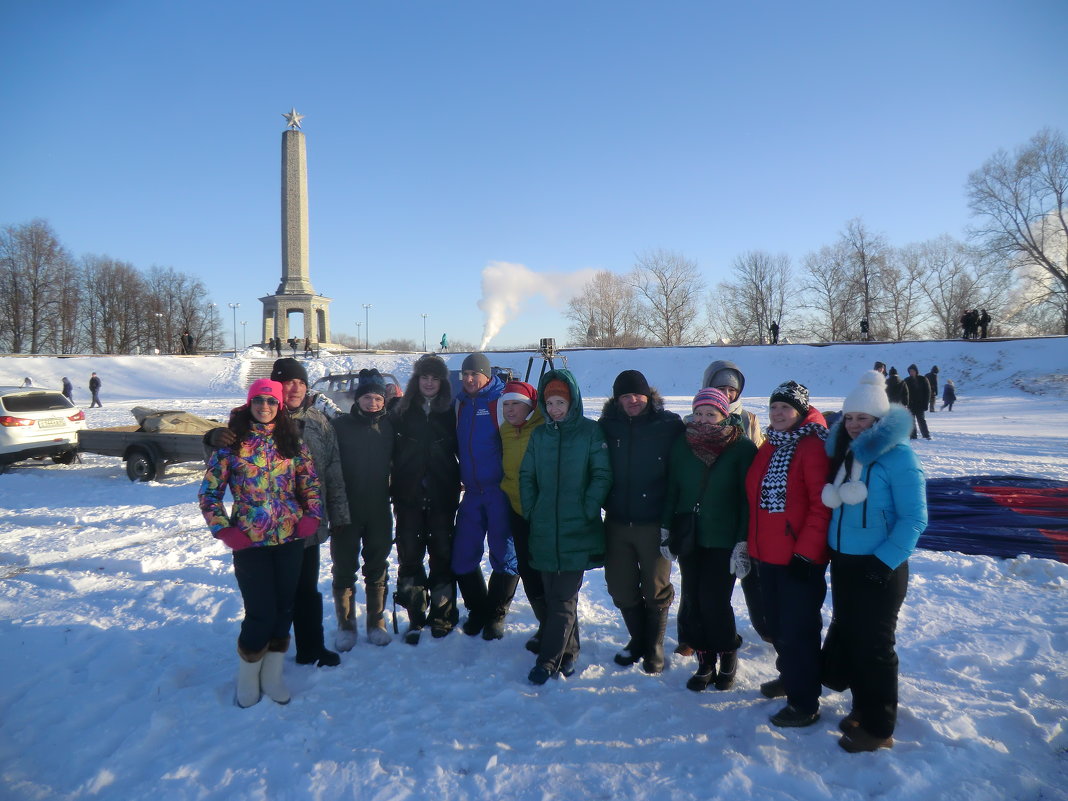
235;654;263;708
260;651;291;704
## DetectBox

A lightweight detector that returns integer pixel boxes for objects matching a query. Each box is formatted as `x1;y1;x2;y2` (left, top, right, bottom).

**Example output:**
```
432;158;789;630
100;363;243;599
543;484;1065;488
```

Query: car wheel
125;448;157;482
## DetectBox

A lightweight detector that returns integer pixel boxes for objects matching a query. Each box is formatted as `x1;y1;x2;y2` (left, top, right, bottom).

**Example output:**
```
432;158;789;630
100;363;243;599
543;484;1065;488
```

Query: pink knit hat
247;378;284;406
692;387;730;417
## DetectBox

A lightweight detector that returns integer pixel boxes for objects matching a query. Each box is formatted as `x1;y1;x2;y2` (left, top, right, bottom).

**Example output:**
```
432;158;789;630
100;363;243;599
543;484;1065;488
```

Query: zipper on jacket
553;419;562;567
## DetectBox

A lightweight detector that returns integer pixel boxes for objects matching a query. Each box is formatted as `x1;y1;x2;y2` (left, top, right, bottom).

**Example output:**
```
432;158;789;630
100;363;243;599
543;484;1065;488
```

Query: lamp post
362;304;372;350
207;303;216;352
154;312;163;354
421;313;428;352
228;303;240;356
241;321;247;349
356;321;362;350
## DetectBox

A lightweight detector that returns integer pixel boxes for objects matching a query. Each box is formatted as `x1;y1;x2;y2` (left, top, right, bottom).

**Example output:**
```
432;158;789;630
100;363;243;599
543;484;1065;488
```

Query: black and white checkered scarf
758;421;828;513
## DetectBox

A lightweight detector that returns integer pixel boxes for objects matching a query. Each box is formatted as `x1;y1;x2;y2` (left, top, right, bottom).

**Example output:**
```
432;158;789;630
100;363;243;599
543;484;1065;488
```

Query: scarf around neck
759;421;828;513
685;419;742;467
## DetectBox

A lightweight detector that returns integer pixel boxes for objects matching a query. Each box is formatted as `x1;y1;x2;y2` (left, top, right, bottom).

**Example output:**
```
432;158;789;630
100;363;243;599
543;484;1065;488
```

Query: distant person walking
860;319;870;341
440;333;449;352
941;380;957;411
979;309;991;339
769;321;780;345
925;366;939;413
88;372;102;407
904;365;932;440
885;367;908;407
61;377;73;401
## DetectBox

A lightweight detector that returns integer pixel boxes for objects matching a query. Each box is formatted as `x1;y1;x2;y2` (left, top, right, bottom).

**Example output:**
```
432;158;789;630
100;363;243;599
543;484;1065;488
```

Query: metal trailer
77;426;209;482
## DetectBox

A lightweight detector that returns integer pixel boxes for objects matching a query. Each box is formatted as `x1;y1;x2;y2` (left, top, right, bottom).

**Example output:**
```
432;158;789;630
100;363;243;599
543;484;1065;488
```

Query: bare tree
565;270;644;347
707;251;792;344
0;220;72;353
630;249;705;345
81;256;147;354
841;218;890;336
879;245;933;340
909;235;1007;338
797;241;862;342
967;128;1068;333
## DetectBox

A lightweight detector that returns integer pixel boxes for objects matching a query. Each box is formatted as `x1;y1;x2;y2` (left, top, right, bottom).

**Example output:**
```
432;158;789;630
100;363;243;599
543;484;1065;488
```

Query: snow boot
365;583;392;646
642;605;669;674
686;650;716;692
525;595;547;654
235;643;267;708
714;649;738;691
528;663;554;685
332;586;358;652
396;575;429;646
456;570;490;636
482;571;520;640
295;592;339;667
428;580;459;638
613;604;646;667
261;637;291;705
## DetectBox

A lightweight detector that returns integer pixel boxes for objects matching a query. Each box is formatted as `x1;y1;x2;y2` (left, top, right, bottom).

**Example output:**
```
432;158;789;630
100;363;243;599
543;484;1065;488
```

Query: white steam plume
477;261;599;350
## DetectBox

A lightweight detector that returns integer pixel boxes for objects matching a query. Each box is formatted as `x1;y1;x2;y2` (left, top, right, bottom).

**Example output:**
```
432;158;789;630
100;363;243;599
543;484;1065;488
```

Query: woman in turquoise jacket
519;369;612;685
821;371;927;753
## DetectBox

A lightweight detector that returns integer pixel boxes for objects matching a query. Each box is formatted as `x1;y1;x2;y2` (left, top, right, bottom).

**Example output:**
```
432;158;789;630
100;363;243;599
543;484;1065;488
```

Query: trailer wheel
126;447;157;482
52;450;78;465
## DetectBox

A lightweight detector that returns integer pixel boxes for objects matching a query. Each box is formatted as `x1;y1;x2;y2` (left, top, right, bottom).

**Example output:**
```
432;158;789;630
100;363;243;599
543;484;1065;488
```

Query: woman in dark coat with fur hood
389;354;461;643
822;371;927;753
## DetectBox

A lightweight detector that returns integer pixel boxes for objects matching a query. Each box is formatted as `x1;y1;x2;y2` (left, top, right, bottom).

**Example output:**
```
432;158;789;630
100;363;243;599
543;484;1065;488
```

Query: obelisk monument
260;108;333;347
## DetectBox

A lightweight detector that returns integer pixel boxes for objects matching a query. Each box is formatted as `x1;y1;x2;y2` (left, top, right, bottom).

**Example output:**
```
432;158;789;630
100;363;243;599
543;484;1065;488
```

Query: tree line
566;128;1068;346
0;219;222;355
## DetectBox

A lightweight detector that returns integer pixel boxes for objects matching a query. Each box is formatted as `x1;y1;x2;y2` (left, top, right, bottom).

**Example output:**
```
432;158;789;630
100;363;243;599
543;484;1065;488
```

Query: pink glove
297;516;321;539
215;527;252;551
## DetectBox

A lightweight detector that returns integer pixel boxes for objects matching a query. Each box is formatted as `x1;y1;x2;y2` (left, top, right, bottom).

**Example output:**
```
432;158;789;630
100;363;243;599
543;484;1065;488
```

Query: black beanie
271;357;308;385
769;380;810;417
612;369;651;399
354;368;387;399
461;352;492;379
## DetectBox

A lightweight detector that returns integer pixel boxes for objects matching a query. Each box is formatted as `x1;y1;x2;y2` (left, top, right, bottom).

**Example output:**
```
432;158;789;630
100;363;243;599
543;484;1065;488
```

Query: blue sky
3;1;1067;349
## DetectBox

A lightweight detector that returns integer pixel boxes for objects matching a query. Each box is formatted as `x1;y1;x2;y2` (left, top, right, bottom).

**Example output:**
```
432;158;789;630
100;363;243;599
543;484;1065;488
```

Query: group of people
960;309;991;340
264;336;316;358
197;353;928;754
872;361;958;437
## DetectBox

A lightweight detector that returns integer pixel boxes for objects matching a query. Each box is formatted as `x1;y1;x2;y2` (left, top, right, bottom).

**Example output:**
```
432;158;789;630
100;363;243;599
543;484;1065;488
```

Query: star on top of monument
282;108;305;130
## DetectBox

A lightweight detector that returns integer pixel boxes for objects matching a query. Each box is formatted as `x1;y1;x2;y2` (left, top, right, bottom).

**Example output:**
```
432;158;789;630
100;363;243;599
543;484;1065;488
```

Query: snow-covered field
1;339;1066;801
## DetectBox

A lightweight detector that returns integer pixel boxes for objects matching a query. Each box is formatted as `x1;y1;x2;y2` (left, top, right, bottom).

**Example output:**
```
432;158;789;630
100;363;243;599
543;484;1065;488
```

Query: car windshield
2;392;74;413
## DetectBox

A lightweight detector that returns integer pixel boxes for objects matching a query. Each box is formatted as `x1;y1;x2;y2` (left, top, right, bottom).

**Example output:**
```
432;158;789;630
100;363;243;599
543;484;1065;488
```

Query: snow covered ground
1;338;1066;801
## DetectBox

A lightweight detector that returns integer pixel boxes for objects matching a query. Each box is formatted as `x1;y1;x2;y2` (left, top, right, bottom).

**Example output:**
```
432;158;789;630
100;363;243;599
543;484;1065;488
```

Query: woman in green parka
663;387;757;693
519;369;612;685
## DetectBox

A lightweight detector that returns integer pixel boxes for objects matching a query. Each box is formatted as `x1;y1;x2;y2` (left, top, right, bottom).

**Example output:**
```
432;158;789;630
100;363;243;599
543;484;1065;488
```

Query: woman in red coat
745;381;830;728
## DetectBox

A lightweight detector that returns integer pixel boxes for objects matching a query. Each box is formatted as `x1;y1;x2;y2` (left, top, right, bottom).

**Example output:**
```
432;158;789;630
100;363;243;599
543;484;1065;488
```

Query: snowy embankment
0;339;1066;801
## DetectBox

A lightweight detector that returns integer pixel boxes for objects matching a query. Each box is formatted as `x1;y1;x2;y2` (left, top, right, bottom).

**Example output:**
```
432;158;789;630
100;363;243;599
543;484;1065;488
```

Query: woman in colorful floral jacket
199;378;322;708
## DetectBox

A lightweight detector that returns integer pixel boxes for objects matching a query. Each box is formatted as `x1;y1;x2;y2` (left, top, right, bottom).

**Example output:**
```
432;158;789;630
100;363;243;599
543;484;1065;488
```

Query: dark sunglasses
252;396;279;407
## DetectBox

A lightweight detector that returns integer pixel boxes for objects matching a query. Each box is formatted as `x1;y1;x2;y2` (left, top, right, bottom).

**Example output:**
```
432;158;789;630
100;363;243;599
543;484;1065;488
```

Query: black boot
395;575;429;646
456;571;490;636
482;572;520;640
686;650;716;692
642;605;669;674
614;604;646;667
428;580;458;638
714;649;738;690
526;596;547;654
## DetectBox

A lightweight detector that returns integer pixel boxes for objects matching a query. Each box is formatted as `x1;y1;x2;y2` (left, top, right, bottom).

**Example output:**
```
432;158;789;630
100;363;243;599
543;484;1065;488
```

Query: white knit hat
841;370;890;418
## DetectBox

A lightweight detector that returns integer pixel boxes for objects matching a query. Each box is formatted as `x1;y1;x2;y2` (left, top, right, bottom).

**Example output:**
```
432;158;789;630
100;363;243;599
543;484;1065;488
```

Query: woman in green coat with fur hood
519;369;612;685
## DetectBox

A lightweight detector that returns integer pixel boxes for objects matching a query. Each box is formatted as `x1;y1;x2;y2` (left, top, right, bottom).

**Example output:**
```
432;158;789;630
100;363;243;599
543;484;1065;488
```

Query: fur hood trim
825;404;913;463
599;388;666;418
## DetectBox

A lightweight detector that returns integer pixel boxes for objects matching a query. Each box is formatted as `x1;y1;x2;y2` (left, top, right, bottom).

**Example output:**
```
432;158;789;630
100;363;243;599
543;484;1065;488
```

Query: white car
0;386;86;469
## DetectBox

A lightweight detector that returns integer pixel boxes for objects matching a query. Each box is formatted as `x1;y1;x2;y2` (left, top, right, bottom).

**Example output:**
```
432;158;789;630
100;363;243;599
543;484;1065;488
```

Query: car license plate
37;418;65;429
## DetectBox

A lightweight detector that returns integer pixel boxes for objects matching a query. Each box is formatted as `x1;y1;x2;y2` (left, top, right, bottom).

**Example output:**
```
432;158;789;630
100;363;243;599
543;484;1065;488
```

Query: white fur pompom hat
842;370;890;418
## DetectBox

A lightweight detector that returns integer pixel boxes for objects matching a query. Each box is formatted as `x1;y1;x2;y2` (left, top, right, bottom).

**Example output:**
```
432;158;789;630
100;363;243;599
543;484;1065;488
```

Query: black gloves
787;554;816;581
863;556;895;585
